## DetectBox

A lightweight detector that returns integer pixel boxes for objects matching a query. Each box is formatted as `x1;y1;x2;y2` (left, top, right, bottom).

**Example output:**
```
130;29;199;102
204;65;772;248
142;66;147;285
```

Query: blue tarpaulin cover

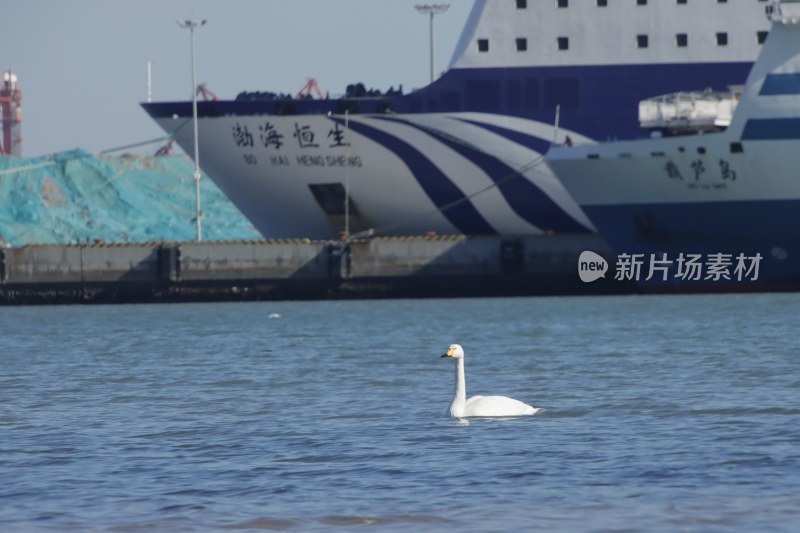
0;150;261;245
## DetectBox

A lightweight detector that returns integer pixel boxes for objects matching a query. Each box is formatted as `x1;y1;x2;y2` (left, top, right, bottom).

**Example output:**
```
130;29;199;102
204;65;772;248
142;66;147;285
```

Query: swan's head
441;344;464;359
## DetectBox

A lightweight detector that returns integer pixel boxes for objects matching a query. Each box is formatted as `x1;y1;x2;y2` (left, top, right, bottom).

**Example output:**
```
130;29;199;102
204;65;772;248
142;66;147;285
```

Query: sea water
1;294;798;532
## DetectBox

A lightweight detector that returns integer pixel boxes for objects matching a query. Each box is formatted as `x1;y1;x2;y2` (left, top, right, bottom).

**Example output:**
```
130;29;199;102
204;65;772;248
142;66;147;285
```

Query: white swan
441;344;539;418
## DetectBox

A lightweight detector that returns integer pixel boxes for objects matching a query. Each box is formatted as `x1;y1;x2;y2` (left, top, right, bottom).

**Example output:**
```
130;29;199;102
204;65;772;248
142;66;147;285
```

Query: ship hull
581;199;800;290
547;124;800;289
147;110;596;238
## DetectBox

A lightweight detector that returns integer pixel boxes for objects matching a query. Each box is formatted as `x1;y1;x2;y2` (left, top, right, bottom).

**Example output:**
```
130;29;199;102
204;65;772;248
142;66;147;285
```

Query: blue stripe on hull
454;118;552;155
583;199;800;286
332;118;497;235
760;73;800;95
376;117;590;233
742;118;800;140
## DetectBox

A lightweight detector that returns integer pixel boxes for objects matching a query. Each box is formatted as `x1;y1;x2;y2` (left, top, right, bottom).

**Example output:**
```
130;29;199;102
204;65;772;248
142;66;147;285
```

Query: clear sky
2;0;473;158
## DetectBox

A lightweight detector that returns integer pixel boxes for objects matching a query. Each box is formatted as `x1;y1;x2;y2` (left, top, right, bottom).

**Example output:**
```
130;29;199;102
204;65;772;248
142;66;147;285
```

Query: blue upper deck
143;60;753;143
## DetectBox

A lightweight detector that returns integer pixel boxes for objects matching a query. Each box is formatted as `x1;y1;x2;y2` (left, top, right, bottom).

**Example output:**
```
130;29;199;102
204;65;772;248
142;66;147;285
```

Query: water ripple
0;295;798;532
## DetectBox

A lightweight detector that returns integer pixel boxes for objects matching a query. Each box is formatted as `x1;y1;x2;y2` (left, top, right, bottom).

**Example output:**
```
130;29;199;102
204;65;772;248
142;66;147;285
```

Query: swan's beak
441;347;455;358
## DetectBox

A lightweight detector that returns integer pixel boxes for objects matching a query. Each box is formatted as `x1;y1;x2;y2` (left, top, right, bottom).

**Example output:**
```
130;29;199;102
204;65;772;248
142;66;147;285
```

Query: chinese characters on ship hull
232;121;363;169
664;157;737;190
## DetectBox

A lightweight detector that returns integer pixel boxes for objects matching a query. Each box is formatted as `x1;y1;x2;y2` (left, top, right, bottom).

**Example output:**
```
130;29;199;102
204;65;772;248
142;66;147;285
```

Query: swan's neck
449;357;467;418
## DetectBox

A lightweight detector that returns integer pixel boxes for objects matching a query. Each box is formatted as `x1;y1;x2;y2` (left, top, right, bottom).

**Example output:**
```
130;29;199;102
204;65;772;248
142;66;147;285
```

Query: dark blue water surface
1;294;798;532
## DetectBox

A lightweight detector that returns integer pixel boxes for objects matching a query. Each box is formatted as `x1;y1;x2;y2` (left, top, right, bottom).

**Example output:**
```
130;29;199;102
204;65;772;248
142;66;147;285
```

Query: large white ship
546;0;800;290
143;0;770;239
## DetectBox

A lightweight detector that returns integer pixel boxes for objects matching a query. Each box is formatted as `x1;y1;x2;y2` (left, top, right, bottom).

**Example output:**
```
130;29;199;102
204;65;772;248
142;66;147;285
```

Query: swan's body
441;344;539;418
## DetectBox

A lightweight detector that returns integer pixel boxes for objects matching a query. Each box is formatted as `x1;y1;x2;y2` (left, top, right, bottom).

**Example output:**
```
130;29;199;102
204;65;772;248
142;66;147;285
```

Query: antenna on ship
177;18;207;242
415;4;450;83
146;61;153;104
344;109;351;238
552;104;561;145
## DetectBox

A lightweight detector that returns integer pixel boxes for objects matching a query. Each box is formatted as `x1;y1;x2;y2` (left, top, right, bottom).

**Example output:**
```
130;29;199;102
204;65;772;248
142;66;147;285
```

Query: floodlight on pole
177;18;206;242
414;4;450;84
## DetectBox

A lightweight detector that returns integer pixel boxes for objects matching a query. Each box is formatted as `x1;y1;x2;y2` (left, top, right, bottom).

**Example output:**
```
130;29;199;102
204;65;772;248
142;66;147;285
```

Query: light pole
415;4;450;84
177;18;206;242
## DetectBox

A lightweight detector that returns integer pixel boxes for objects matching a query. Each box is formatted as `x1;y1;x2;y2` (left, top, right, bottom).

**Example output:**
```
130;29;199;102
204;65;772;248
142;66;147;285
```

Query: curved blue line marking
374;117;590;233
331;118;497;235
454;118;553;155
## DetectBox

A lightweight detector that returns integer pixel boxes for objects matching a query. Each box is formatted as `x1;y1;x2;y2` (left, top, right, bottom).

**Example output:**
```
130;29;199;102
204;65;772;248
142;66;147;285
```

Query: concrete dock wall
177;240;331;281
0;234;630;304
2;244;160;283
349;234;592;278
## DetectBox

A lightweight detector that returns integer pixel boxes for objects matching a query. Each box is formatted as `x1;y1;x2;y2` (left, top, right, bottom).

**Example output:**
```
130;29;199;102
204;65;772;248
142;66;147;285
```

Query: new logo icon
578;251;608;283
